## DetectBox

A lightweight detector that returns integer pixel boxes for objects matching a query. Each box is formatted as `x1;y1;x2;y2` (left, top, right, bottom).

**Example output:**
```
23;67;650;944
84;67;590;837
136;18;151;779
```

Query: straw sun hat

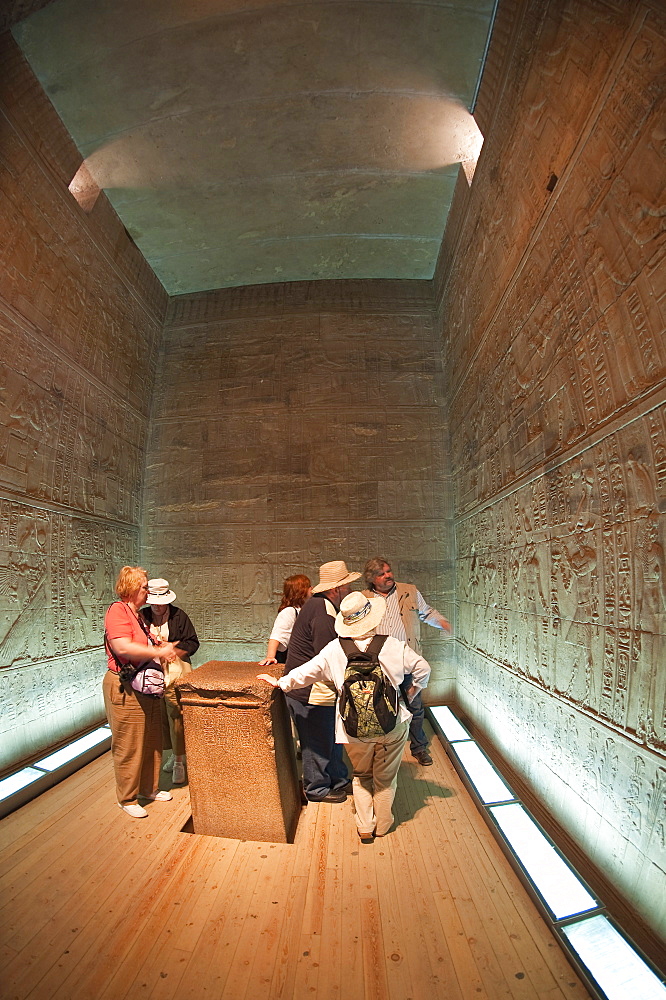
335;592;387;638
311;560;362;594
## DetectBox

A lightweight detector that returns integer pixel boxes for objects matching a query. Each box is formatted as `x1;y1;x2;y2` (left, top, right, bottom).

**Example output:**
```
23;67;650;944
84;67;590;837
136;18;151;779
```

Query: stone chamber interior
0;0;664;969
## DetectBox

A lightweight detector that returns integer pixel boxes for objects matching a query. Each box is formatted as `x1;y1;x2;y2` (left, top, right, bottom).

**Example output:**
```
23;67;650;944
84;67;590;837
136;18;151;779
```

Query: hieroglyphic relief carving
446;0;665;948
0;500;142;766
645;766;666;855
456;408;666;749
0;650;106;772
448;9;665;516
0;54;163;771
0;499;139;668
633;511;666;745
457;648;665;939
1;40;166;373
166;278;433;328
443;1;651;366
143;300;451;665
1;323;149;522
0;502;49;666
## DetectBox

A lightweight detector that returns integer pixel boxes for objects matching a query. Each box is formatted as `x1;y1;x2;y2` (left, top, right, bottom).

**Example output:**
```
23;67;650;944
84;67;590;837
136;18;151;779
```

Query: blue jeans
287;699;349;801
401;679;428;755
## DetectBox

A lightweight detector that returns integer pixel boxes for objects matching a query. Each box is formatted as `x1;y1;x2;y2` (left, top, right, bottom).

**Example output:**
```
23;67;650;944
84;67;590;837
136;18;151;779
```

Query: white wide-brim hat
335;592;386;638
146;578;176;604
311;560;362;594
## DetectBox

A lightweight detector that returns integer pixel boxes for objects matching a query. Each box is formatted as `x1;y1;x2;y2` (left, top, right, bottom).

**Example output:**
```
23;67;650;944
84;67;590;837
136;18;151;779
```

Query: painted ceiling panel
13;0;494;293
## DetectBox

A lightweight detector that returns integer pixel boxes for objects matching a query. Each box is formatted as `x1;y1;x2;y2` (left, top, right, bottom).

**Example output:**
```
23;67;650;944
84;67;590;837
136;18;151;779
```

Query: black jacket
283;593;338;703
140;604;200;662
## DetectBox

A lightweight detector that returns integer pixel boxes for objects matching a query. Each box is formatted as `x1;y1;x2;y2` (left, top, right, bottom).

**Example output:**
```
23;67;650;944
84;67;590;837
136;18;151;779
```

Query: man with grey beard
363;557;451;765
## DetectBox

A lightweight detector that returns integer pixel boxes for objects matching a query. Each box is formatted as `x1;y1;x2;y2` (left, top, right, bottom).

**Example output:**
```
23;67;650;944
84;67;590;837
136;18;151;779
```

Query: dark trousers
401;675;428;755
407;691;428;754
287;699;349;801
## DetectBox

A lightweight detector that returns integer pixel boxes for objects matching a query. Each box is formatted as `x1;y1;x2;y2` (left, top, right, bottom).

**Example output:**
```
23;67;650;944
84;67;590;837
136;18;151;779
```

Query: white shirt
277;633;431;743
268;606;299;653
148;616;184;686
149;621;170;643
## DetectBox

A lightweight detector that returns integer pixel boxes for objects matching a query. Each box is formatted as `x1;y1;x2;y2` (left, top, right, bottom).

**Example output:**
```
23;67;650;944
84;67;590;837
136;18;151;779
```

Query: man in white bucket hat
281;560;361;803
259;590;430;841
141;578;200;786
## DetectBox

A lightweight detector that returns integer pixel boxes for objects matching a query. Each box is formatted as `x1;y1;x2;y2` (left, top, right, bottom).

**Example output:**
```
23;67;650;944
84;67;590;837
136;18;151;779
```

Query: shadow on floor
394;765;455;825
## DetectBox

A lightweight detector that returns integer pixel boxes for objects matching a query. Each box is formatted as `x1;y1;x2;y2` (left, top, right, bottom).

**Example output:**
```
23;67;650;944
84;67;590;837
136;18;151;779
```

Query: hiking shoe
313;790;347;803
413;751;433;766
118;802;148;818
172;761;186;784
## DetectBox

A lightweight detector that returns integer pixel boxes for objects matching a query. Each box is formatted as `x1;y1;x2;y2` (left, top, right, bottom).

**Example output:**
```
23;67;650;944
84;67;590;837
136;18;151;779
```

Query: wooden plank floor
0;726;593;1000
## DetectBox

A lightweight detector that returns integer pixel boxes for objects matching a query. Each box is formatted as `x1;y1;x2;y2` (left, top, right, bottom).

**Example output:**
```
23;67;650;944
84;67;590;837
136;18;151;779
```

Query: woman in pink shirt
103;566;177;818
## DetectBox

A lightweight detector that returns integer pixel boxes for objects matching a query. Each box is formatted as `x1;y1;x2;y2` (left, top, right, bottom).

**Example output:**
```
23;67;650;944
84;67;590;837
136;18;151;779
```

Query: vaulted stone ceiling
12;0;494;294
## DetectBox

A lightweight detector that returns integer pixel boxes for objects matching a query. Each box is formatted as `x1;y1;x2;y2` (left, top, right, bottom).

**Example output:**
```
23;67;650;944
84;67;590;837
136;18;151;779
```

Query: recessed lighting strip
0;725;111;816
427;706;666;1000
34;726;111;771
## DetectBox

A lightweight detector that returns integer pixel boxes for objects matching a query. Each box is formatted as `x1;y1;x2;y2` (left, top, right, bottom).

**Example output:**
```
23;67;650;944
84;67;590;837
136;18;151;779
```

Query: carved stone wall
0;34;167;772
143;282;454;694
436;0;665;945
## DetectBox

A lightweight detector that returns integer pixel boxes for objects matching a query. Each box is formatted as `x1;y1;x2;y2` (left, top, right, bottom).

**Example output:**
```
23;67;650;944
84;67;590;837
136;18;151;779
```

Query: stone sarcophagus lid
176;661;300;842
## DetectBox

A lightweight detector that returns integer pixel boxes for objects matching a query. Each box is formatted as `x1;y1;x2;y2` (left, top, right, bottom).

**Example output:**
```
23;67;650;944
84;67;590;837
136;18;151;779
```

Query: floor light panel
34;725;111;771
562;915;666;1000
428;705;666;999
489;802;598;919
0;768;45;802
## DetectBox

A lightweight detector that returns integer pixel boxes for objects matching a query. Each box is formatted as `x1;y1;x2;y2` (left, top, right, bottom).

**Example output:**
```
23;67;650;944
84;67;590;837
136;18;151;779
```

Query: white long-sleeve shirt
277;633;431;743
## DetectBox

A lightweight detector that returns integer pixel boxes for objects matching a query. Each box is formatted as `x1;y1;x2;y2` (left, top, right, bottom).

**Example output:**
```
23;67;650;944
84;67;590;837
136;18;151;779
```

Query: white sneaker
172;761;186;784
119;802;148;818
143;790;173;802
162;754;175;773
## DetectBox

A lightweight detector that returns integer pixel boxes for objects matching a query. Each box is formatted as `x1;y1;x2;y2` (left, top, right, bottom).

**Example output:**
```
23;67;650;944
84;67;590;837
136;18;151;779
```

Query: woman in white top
259;574;312;666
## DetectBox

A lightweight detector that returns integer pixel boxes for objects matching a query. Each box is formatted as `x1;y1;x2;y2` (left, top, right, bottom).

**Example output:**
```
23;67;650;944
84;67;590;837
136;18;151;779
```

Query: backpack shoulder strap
367;634;388;655
339;635;387;660
339;637;360;660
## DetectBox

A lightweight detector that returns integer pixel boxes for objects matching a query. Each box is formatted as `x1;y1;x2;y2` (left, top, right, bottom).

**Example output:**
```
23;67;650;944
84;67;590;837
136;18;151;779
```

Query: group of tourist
103;556;451;839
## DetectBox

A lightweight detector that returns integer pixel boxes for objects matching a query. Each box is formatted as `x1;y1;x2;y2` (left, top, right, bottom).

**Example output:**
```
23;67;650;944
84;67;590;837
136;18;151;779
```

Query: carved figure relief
444;0;666;945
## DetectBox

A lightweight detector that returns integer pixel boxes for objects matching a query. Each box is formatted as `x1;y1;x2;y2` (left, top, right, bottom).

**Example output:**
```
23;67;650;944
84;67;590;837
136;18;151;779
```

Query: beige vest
362;582;421;654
